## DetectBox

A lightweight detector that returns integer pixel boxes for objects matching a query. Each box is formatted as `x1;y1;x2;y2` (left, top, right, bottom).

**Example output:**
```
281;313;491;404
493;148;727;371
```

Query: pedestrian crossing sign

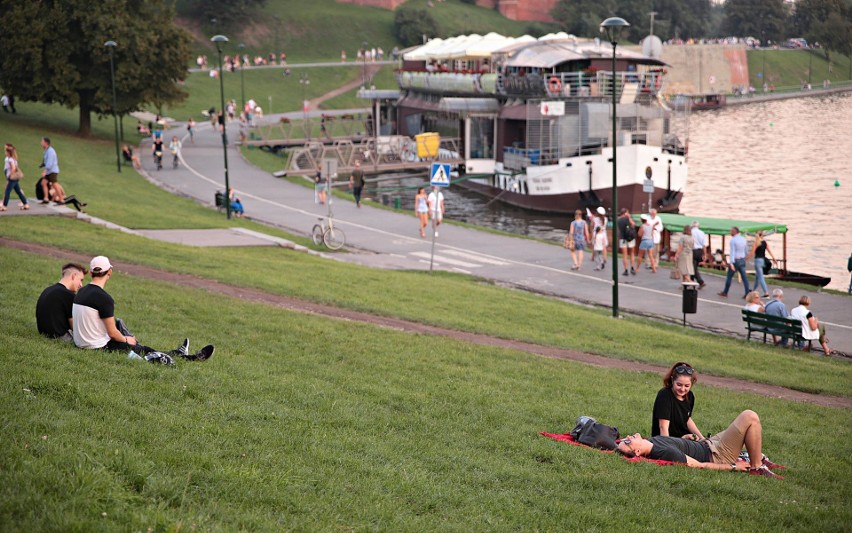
430;163;451;187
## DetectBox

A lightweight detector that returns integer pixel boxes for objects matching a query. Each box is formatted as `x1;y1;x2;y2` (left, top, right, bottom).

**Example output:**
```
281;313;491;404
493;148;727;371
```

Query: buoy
835;179;840;187
769;122;774;127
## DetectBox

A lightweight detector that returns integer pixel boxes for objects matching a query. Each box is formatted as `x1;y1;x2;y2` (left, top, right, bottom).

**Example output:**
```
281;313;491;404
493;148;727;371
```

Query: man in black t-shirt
616;410;782;478
72;255;214;365
36;262;87;341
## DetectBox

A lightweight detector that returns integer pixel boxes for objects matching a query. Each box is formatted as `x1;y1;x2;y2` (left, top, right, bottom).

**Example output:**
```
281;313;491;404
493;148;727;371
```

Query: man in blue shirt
763;288;789;346
718;226;750;298
39;137;65;204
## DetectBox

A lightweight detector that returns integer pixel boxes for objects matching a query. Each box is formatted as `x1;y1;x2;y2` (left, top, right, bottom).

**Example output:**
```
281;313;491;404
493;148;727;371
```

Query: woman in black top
651;361;705;440
749;230;776;297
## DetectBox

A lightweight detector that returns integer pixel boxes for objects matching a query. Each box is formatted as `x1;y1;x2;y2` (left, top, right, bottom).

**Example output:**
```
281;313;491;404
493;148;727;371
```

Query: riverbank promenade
139;112;852;355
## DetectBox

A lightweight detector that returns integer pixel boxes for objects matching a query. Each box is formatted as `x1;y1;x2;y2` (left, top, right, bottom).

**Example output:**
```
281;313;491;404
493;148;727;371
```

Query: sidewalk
139;113;852;354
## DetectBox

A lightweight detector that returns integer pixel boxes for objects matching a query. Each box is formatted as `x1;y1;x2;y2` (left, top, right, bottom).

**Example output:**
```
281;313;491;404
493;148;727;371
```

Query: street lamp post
600;16;630;319
211;34;232;219
105;40;121;173
362;40;368;87
238;43;246;111
299;72;310;140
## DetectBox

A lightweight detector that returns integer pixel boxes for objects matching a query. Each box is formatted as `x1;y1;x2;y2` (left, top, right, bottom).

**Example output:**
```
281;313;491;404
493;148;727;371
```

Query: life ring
548;76;562;94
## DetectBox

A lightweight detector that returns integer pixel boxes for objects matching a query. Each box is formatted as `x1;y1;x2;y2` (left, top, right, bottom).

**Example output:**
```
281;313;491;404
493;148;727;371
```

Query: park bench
741;309;811;349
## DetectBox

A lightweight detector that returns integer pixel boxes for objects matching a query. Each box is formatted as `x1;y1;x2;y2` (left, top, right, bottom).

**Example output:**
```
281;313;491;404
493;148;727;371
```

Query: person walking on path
672;225;694;282
3;144;29;211
617;208;638;275
40;137;64;204
690;220;707;289
637;214;657;273
427;186;445;237
718;226;750;298
648;208;664;266
349;161;365;208
748;230;776;297
36;262;87;341
592;226;607;270
587;206;608;269
414;187;429;238
568;209;590;270
72;256;215;365
187;118;196;144
847;252;851;294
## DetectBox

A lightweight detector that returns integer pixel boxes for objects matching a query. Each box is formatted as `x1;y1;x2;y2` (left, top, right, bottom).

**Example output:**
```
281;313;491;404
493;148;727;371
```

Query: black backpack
570;416;621;450
622;221;636;241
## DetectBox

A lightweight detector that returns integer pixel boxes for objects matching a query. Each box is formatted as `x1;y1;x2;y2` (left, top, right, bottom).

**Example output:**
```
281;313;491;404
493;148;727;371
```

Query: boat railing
502;71;664;100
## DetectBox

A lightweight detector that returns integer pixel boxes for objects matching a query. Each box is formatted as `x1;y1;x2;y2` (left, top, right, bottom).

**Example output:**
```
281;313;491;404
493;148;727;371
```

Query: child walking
593;226;607;271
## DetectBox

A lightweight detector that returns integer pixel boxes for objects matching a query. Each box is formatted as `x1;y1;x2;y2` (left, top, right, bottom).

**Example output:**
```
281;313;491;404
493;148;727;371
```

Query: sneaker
698;282;706;289
174;338;190;357
630;267;636;275
748;465;783;479
762;454;786;470
623;269;629;276
717;292;728;297
183;344;214;362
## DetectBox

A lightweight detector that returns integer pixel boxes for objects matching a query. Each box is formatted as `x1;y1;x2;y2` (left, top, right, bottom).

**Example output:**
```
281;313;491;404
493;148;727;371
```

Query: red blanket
540;432;677;466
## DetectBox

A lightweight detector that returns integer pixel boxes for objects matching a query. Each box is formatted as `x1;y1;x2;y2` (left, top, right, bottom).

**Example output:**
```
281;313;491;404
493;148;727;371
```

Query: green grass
746;48;852;89
2;248;850;531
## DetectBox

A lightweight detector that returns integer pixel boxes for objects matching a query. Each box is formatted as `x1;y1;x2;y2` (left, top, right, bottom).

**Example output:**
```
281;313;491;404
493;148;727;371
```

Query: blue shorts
639;239;654;251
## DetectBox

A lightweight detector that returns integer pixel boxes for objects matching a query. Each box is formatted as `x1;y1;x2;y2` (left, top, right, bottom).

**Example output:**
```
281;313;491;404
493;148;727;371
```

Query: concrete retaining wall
651;44;750;95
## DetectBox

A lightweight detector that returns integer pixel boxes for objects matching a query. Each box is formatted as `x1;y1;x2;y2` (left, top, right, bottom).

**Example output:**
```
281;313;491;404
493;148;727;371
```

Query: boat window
468;117;494;159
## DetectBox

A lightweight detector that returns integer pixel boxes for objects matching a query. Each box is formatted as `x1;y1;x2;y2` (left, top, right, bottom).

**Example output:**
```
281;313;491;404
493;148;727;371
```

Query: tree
551;0;617;40
394;6;439;47
792;0;852;59
723;0;789;42
0;0;192;136
180;0;267;31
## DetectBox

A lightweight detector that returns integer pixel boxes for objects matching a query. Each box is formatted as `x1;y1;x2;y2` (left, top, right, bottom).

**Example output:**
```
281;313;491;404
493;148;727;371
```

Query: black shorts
45;173;58;183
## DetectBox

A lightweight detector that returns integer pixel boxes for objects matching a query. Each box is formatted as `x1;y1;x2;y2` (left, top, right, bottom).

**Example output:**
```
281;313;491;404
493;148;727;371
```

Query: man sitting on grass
72;256;214;366
616;410;783;478
36;262;87;342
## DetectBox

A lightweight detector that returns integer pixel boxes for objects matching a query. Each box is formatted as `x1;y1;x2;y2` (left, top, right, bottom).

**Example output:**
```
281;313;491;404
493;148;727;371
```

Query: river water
372;93;852;291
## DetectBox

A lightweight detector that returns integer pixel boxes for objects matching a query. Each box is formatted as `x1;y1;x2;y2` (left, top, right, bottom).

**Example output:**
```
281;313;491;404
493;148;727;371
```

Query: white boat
394;33;689;214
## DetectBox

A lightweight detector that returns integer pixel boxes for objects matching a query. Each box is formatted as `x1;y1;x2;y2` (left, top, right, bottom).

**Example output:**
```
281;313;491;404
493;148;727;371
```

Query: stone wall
653;44;750;94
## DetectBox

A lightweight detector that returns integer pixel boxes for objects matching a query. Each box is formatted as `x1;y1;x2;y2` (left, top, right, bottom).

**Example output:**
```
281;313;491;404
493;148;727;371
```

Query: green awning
632;214;787;236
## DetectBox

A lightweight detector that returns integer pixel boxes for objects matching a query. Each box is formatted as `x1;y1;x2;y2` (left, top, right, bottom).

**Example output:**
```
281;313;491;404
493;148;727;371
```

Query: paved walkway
136;113;852;354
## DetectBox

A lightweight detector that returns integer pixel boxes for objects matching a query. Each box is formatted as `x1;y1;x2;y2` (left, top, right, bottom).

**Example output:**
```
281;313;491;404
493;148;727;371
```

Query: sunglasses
674;365;694;375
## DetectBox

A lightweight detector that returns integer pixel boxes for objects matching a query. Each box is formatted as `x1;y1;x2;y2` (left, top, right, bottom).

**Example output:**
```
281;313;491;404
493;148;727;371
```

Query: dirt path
307;64;383;111
5;237;849;409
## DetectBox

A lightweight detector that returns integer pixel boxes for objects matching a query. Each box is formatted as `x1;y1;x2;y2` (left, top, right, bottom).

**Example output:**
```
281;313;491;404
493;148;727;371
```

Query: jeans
352;186;363;205
3;179;28;206
723;258;750;296
753;257;769;295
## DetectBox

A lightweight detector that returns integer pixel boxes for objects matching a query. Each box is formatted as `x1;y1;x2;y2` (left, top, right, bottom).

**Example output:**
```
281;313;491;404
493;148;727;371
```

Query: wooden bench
741;310;811;349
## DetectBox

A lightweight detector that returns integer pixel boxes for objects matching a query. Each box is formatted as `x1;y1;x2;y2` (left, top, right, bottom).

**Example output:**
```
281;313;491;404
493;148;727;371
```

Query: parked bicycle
312;215;346;250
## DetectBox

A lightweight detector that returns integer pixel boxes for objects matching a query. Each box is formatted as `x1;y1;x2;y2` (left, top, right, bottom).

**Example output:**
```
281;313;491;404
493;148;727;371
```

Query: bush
393;5;439;47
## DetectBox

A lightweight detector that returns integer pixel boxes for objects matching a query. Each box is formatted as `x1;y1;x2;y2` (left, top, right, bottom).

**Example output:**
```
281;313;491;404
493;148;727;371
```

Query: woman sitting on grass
651;362;705;440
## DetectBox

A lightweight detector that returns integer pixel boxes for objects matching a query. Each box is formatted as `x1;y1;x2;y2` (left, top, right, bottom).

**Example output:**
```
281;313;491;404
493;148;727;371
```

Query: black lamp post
299;72;310;139
105;40;121;173
211;34;232;219
362;40;368;87
600;16;630;319
238;43;246;111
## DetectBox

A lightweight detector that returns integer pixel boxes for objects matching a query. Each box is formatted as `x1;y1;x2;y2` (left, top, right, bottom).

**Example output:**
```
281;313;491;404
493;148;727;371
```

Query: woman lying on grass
617;409;783;479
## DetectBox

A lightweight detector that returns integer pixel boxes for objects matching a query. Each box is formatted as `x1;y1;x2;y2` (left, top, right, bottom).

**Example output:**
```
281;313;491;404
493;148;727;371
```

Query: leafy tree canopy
722;0;789;42
0;0;192;136
394;6;439;47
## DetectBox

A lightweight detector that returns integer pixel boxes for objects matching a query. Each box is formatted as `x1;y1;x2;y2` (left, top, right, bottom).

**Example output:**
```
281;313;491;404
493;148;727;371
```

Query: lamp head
600;17;630;44
211;34;229;53
104;40;117;48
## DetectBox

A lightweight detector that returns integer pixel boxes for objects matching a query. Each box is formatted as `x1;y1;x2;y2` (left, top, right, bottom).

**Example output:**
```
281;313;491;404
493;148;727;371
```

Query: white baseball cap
90;256;112;274
596;206;606;215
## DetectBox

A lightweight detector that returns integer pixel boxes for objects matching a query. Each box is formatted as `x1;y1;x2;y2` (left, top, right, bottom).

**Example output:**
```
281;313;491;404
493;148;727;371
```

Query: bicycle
171;150;179;169
312;215;346;250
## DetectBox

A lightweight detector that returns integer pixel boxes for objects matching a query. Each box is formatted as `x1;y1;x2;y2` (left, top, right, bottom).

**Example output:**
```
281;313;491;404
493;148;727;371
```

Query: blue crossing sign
430;163;451;187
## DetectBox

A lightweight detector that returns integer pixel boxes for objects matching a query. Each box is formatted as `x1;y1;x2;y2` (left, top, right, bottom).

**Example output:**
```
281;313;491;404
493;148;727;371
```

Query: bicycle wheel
311;224;324;246
323;226;346;250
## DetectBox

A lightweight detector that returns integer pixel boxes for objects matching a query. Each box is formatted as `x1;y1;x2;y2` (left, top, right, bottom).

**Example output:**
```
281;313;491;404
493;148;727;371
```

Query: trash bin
682;281;699;314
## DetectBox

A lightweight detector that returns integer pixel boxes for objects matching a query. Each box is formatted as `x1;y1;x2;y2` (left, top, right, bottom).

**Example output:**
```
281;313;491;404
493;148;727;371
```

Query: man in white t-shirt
72;256;214;365
427;186;445;237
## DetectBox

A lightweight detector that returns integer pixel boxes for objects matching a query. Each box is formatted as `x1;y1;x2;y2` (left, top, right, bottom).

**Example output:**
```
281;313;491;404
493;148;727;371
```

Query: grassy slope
746;48;852;89
2;248;850;531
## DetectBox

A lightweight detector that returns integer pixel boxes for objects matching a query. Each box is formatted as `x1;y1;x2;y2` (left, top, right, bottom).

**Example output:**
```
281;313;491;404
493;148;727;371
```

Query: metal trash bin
682;281;699;325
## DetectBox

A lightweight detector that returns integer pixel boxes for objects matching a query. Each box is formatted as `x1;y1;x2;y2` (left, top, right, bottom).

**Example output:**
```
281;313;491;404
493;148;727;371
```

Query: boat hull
457;178;683;214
